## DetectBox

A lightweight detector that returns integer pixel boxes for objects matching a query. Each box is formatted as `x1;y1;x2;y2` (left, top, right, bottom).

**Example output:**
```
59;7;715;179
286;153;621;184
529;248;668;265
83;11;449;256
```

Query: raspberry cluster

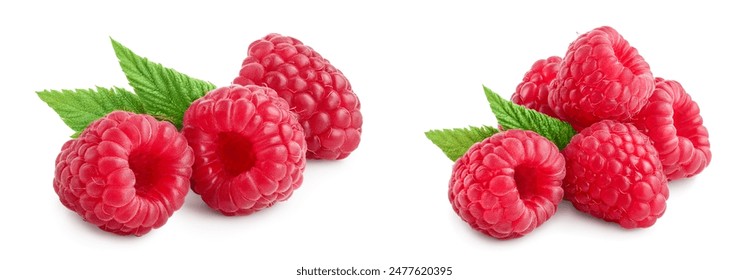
514;26;711;181
43;34;361;236
434;26;710;240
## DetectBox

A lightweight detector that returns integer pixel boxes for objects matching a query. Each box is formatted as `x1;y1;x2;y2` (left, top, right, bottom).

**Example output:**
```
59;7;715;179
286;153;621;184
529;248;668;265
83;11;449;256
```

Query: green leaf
425;125;500;161
36;87;146;137
110;38;216;128
483;85;576;150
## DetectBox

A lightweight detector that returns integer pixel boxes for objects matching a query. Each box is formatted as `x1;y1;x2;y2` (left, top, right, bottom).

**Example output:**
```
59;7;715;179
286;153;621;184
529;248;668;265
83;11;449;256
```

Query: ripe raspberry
53;111;194;236
632;78;711;180
563;120;669;228
510;56;562;118
182;85;306;216
449;130;566;239
549;26;655;130
233;33;362;160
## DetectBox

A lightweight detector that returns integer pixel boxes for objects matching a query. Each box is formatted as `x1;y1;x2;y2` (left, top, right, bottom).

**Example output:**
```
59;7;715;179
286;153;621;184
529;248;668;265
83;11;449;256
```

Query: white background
1;1;747;279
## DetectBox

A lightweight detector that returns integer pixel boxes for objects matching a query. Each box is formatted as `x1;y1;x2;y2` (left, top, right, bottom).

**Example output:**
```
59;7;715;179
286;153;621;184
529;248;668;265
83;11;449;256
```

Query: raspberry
563;120;668;228
549;26;655;130
233;33;362;160
53;111;194;236
510;56;562;118
449;130;566;239
632;78;711;180
182;85;306;216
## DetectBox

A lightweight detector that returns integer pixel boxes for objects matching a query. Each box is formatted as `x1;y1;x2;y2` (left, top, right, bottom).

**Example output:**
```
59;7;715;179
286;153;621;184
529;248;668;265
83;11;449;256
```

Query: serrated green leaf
36;87;146;137
483;85;576;150
110;38;216;128
425;125;500;161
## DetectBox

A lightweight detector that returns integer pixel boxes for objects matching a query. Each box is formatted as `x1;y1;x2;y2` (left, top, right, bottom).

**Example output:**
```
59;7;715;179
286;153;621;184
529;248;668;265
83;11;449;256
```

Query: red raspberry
233;33;362;160
449;130;566;239
632;78;711;180
53;111;194;236
563;120;669;228
182;85;306;216
550;26;655;130
510;56;562;118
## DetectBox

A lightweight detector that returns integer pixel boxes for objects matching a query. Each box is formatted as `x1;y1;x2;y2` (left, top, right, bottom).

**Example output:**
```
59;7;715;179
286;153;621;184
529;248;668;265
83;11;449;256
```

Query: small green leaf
425;125;500;161
110;38;216;128
36;87;146;137
483;85;576;150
